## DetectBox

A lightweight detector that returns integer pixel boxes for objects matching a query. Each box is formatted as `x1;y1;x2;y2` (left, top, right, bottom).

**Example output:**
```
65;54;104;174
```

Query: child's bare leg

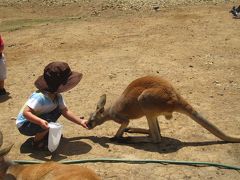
34;129;49;142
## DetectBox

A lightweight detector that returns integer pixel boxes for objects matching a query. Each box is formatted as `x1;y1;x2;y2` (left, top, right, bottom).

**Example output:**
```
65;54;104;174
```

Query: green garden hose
14;158;240;170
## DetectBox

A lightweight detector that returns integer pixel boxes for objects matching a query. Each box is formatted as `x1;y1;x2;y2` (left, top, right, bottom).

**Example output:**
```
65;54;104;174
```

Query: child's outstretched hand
80;117;88;129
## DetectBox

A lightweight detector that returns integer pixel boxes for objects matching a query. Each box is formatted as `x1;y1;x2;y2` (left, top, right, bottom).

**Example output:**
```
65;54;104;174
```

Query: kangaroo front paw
124;127;131;132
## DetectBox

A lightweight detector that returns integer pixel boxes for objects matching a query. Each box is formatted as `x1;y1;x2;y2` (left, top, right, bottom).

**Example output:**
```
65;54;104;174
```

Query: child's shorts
0;56;6;80
18;107;61;136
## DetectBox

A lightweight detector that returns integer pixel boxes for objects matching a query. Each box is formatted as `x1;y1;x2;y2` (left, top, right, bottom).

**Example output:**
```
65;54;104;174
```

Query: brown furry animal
0;131;101;180
87;76;240;143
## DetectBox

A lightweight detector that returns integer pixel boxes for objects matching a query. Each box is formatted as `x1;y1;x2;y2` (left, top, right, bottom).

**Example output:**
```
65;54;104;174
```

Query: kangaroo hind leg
147;116;162;143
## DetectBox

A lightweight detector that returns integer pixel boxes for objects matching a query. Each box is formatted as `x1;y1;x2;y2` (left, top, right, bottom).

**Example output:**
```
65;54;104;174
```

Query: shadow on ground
0;92;11;103
20;136;92;161
20;135;230;161
83;136;229;153
61;135;230;154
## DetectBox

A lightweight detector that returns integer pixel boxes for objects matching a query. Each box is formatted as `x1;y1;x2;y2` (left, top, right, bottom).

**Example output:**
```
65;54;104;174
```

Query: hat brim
34;71;82;93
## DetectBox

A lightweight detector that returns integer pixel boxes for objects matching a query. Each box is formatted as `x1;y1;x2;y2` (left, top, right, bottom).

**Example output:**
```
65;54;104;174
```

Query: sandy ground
0;0;240;179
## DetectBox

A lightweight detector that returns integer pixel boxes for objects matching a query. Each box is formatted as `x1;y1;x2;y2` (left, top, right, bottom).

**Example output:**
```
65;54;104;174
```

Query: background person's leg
0;80;6;95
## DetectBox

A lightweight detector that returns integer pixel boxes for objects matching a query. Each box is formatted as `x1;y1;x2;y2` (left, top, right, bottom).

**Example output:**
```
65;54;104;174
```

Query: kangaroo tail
176;95;240;143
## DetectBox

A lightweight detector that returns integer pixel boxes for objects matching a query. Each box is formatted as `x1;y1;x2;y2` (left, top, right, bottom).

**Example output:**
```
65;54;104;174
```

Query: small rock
8;44;16;47
152;5;160;11
213;81;221;86
108;73;117;79
206;61;214;65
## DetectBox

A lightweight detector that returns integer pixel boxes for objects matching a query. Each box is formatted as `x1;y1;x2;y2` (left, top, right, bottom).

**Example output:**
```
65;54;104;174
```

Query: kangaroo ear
0;144;14;157
97;94;106;112
0;130;13;157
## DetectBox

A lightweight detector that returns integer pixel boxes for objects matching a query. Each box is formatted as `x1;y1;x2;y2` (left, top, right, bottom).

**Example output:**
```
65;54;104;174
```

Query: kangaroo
0;131;101;180
87;76;240;143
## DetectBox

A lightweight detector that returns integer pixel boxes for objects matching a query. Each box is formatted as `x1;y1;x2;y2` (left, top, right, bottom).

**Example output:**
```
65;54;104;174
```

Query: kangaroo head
87;94;107;129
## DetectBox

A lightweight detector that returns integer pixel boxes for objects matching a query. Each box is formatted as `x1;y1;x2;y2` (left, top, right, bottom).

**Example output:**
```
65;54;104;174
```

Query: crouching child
16;61;88;150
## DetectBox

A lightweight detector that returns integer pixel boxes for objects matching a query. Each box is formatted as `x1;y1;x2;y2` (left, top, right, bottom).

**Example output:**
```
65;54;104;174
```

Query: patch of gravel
0;0;238;10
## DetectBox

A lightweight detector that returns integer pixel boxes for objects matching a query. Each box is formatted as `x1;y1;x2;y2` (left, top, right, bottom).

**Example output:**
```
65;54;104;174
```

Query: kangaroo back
7;162;101;180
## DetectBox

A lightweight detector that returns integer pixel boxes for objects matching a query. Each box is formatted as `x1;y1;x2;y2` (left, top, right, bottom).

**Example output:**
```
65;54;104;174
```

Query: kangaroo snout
86;115;98;129
86;120;94;129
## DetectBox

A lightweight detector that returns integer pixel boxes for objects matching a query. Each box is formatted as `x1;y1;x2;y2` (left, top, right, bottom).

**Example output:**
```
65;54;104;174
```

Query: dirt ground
0;0;240;179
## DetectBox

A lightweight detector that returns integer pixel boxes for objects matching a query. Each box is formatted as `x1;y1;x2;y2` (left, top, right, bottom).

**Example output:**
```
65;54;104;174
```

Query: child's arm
23;106;49;129
61;107;88;129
